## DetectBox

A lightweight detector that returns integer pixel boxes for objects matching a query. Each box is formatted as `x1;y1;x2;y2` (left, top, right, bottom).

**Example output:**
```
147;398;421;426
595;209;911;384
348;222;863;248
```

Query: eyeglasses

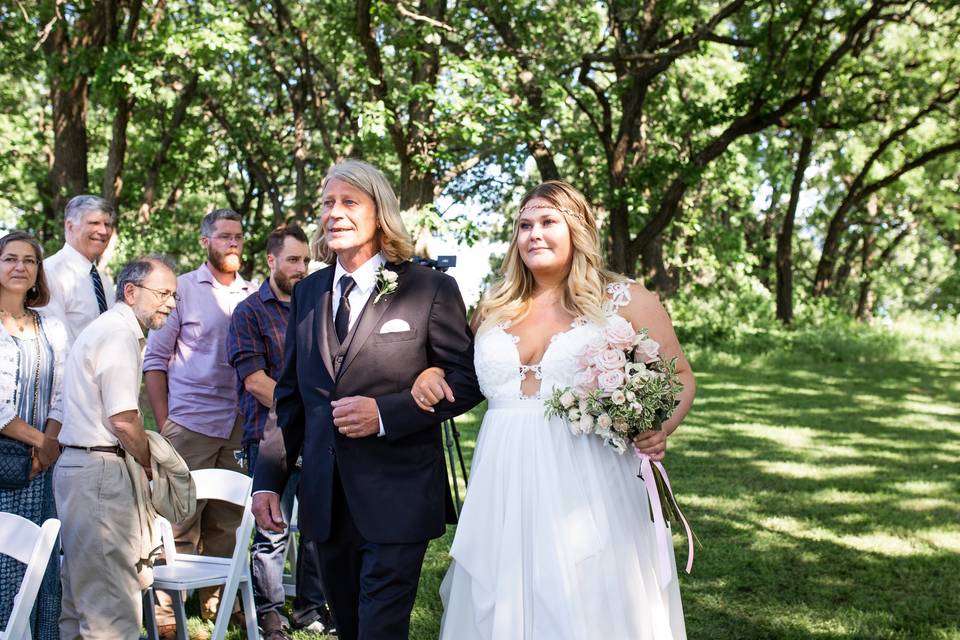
134;284;181;302
210;234;244;243
1;256;39;268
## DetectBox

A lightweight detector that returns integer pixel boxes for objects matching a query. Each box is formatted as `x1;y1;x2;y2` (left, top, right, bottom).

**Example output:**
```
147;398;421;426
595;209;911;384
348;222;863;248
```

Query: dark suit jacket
252;260;483;544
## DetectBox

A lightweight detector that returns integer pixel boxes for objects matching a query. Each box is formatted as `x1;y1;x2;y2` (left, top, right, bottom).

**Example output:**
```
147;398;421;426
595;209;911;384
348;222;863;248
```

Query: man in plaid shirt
227;224;332;638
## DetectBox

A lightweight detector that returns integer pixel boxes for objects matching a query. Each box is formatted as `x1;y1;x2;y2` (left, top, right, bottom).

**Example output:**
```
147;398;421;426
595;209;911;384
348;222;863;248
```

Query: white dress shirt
58;303;145;448
331;252;385;332
333;252;388;437
44;243;115;345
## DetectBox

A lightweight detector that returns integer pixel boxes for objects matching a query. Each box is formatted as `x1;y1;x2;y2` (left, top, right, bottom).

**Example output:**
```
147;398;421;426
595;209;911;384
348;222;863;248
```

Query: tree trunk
832;233;862;297
138;74;199;222
43;19;92;220
640;236;677;294
606;197;630;274
102;94;136;209
776;134;813;324
102;0;144;212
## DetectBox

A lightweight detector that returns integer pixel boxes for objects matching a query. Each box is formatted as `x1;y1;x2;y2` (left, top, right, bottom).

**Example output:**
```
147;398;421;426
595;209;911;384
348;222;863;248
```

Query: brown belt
61;444;126;457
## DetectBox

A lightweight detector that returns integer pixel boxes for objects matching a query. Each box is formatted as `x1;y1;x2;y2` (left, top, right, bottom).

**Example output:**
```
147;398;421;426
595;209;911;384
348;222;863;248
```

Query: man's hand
331;396;381;438
35;434;60;470
252;492;287;533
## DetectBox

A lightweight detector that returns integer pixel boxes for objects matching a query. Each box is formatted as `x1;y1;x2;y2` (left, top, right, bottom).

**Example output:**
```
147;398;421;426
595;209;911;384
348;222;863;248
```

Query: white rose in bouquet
610;390;626;405
579;413;595;431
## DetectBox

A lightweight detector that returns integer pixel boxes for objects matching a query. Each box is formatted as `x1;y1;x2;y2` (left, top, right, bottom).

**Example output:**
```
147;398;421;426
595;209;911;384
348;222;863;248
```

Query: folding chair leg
241;577;258;640
161;589;190;640
142;589;159;640
211;588;237;640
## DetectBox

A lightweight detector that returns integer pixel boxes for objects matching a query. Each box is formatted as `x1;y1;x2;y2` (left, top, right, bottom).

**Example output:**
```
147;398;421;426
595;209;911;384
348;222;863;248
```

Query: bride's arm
618;282;696;438
410;307;485;411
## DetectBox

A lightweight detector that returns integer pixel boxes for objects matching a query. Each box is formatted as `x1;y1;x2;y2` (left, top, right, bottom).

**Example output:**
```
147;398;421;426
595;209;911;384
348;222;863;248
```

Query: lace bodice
475;282;633;401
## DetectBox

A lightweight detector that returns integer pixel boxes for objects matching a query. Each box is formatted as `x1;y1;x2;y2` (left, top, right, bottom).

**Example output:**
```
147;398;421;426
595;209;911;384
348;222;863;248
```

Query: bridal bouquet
544;314;696;577
544;314;682;454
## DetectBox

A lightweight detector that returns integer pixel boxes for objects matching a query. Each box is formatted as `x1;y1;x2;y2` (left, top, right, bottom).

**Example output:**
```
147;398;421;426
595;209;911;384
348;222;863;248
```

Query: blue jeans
247;443;328;625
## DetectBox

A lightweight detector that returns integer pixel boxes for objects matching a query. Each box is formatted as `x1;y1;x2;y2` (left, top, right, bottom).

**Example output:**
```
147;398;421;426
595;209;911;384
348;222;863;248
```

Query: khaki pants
154;418;244;625
55;448;142;640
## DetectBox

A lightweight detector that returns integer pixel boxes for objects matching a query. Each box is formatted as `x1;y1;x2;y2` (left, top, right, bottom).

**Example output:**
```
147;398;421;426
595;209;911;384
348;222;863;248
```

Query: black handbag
0;310;41;490
0;435;32;489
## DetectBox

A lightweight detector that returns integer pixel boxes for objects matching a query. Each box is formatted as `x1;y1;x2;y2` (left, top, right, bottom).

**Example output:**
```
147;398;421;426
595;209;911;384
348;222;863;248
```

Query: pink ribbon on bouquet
636;453;695;588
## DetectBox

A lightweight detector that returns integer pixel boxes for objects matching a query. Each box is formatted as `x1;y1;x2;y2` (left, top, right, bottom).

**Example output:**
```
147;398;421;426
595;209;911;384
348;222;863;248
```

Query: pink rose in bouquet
596;369;626;394
594;347;627;371
635;337;661;363
603;319;637;351
573;367;599;398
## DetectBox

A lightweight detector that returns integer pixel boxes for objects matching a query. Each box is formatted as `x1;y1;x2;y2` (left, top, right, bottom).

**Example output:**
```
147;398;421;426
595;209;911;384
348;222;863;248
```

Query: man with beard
56;256;178;639
44;195;116;344
144;208;256;638
227;224;332;638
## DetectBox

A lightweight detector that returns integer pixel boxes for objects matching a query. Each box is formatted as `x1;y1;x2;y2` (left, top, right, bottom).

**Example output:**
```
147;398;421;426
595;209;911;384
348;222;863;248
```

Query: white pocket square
379;319;411;334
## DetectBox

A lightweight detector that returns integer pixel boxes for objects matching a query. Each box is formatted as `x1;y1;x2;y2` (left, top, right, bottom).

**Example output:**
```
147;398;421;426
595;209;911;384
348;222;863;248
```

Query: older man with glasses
56;255;179;639
143;208;257;639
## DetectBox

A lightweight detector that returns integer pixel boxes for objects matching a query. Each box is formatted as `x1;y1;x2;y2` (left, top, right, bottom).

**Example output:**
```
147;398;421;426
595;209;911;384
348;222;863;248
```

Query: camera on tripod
412;255;457;272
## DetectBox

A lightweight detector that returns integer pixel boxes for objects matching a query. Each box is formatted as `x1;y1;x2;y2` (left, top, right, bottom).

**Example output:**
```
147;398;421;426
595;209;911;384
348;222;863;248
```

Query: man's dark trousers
247;443;328;628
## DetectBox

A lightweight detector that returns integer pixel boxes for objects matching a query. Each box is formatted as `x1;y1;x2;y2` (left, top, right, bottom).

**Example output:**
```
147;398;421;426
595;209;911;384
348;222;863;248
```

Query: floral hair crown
517;204;586;223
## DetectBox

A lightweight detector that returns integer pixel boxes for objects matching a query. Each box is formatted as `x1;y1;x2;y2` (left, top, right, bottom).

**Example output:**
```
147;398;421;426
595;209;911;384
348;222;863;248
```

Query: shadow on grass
407;355;960;640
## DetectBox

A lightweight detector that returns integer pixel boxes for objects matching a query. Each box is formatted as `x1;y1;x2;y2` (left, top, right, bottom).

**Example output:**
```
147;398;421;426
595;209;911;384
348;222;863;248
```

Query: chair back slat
191;468;252;505
0;514;61;640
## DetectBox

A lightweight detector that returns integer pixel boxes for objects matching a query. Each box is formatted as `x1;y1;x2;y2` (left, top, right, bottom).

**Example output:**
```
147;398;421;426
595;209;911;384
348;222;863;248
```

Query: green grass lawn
199;329;960;639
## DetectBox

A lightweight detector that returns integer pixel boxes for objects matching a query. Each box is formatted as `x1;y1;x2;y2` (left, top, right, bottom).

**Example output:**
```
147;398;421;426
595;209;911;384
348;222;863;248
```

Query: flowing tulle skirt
440;398;686;640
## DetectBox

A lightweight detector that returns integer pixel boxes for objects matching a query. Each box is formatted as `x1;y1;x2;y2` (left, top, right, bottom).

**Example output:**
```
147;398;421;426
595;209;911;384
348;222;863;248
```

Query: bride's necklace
0;307;29;334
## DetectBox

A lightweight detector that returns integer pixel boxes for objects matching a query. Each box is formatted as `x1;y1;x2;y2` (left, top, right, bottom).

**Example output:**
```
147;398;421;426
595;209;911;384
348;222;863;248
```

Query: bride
412;180;696;639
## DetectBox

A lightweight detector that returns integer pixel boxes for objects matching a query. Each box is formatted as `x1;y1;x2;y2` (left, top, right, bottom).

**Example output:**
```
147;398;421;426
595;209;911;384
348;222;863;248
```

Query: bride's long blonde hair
476;181;624;332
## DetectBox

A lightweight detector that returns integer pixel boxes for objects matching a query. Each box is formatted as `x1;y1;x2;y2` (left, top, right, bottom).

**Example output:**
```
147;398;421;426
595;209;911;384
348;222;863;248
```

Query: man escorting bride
414;180;696;639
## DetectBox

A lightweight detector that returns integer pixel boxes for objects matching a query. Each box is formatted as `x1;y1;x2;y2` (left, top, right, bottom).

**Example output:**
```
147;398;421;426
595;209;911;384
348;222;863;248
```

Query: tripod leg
453;423;469;484
444;419;462;514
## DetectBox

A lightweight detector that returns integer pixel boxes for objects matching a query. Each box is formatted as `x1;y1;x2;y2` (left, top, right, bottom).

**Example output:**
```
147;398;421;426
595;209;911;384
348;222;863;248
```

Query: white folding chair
146;468;258;640
0;513;61;640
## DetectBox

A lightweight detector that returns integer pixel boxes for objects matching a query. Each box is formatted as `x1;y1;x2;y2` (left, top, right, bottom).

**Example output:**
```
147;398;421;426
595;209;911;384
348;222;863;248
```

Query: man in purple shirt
144;208;256;637
227;225;332;638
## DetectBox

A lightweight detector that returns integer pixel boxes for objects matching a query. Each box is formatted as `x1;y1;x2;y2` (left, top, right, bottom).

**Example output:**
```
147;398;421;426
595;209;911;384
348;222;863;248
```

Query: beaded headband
517;204;585;223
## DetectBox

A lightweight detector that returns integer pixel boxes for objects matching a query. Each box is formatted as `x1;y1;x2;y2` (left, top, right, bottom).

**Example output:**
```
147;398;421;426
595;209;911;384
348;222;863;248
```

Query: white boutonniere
374;265;399;303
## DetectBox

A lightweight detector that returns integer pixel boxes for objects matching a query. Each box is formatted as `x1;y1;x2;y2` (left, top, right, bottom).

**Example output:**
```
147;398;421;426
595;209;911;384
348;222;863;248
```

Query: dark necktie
335;275;356;343
90;264;108;314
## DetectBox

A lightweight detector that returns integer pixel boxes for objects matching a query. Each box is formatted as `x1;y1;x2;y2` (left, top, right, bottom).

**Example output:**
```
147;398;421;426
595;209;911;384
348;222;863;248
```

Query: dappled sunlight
754;461;880;479
809;489;885;506
761;516;937;557
897;497;955;511
414;338;960;639
893;480;956;496
916;530;960;553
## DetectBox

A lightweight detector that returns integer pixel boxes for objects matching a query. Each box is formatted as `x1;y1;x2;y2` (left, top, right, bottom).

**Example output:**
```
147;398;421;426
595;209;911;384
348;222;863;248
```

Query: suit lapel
337;262;405;379
313;267;336;380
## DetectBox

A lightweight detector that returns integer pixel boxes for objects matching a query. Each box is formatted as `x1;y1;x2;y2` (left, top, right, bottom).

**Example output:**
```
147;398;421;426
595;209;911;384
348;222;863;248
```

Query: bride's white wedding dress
440;283;686;640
